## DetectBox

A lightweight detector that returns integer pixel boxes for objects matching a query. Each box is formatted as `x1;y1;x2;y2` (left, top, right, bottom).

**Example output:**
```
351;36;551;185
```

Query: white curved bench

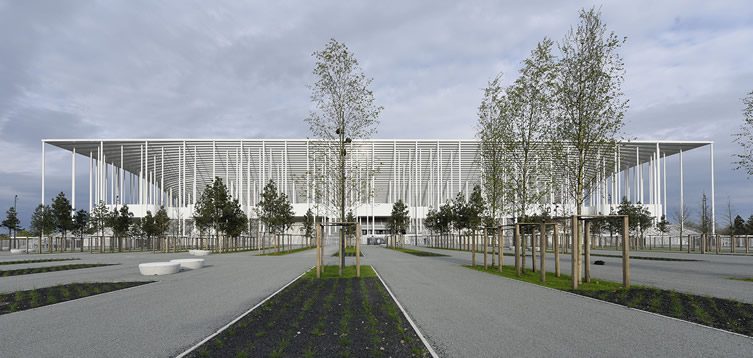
10;249;25;254
170;258;205;270
138;262;181;276
189;249;211;256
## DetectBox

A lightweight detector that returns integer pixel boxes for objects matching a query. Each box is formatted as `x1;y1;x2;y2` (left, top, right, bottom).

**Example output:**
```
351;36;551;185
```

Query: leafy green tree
437;202;455;237
2;206;20;250
194;177;231;249
51;192;74;250
344;210;356;242
466;185;486;230
141;211;157;250
477;74;509;227
302;208;315;246
220;198;248;251
110;205;132;252
154;206;170;249
71;209;89;252
746;215;753;235
452;192;469;235
502;39;557;222
553;7;627;216
89;201;110;252
733;215;746;235
388;200;409;247
30;204;55;253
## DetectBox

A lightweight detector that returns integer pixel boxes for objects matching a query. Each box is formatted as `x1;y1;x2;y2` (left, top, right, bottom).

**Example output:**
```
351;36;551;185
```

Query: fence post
554;223;560;277
584;221;591;283
498;226;503;271
540;222;546;283
571;215;578;290
316;223;322;278
483;228;488;270
472;231;477;267
515;224;521;276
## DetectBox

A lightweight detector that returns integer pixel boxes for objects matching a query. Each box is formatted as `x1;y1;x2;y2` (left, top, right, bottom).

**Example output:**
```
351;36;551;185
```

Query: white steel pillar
89;151;93;212
710;142;716;236
71;147;76;210
41;141;45;205
212;141;216;180
680;149;684;236
193;146;197;206
662;153;667;218
161;147;165;206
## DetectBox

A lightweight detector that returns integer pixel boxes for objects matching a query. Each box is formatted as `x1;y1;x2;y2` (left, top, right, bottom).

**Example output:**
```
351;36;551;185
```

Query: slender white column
710;142;716;235
212;141;216;180
41;141;45;205
139;145;143;205
655;143;661;217
145;141;149;205
457;141;462;194
120;145;124;205
239;142;243;206
89;151;93;212
193;146;197;205
680;149;684;235
71;147;76;210
662;153;667;217
161;147;165;206
306;141;310;207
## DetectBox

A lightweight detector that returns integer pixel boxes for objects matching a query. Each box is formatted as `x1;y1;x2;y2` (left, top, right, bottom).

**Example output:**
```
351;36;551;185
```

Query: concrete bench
188;249;211;256
138;262;181;276
170;258;205;270
10;249;26;254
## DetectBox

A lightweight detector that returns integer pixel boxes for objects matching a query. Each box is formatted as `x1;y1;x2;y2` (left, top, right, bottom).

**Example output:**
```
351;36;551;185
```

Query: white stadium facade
41;139;717;238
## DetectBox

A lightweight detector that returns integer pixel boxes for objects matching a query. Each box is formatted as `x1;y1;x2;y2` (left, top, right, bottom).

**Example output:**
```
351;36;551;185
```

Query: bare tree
552;7;628;216
671;202;692;244
306;39;382;273
733;90;753;175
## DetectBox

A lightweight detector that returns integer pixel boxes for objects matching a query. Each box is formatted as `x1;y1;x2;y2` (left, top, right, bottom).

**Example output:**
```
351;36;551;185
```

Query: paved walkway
365;246;753;357
0;249;321;358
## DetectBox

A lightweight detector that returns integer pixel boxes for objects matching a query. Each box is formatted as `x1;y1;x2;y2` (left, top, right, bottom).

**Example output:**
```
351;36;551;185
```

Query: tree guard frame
315;221;361;278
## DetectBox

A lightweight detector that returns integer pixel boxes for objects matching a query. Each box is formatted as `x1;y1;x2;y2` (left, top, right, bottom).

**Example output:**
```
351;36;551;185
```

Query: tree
306;38;382;272
452;192;469;239
501;39;557;222
256;180;294;251
733;215;746;235
220;198;248;251
424;207;438;243
388;199;409;247
194;177;231;249
2;206;20;250
71;209;89;252
553;8;628;216
477;74;509;227
699;193;711;237
657;215;669;247
90;201;110;253
51;192;74;251
466;185;486;230
110;205;132;252
344;210;356;244
746;215;753;235
30;204;55;253
672;203;692;245
154;206;170;250
141;211;157;250
302;208;315;246
733;90;753;175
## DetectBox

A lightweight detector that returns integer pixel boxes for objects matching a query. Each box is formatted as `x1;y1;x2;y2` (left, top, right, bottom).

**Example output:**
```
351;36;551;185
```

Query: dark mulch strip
0;281;153;315
0;258;80;266
575;288;753;336
188;272;429;357
0;263;114;277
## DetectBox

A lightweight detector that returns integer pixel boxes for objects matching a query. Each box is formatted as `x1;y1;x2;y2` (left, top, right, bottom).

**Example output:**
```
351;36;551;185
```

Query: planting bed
187;265;429;357
389;247;449;257
590;253;699;262
258;246;315;256
470;265;753;337
0;281;153;315
0;263;114;277
0;258;79;265
332;247;364;257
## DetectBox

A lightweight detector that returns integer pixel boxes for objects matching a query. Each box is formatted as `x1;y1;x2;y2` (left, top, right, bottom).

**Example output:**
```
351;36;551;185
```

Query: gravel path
366;246;753;358
0;249;321;358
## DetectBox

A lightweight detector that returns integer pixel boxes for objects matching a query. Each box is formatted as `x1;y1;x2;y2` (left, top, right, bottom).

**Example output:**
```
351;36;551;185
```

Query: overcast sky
1;0;752;227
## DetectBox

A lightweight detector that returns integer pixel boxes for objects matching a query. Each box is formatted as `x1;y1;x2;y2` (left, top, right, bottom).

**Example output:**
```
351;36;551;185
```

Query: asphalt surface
409;245;753;303
0;248;321;358
366;245;753;358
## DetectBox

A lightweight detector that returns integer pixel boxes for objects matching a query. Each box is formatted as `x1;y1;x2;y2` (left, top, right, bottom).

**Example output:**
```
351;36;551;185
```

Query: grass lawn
332;246;364;257
188;265;429;358
469;265;753;337
590;253;699;262
389;247;449;257
258;246;315;256
0;263;114;277
0;258;80;266
0;281;153;315
730;277;753;282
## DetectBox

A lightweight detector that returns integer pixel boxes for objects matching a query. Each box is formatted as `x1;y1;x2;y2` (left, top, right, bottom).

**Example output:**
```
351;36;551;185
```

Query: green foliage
387;200;409;235
614;197;653;238
51;192;74;237
256;180;294;235
30;204;55;237
466;185;486;229
89;201;110;239
154;206;170;237
2;206;21;236
109;205;132;239
302;208;315;240
657;215;670;235
194;177;247;239
452;192;468;232
553;7;627;214
734;215;747;235
344;210;356;238
71;209;89;239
